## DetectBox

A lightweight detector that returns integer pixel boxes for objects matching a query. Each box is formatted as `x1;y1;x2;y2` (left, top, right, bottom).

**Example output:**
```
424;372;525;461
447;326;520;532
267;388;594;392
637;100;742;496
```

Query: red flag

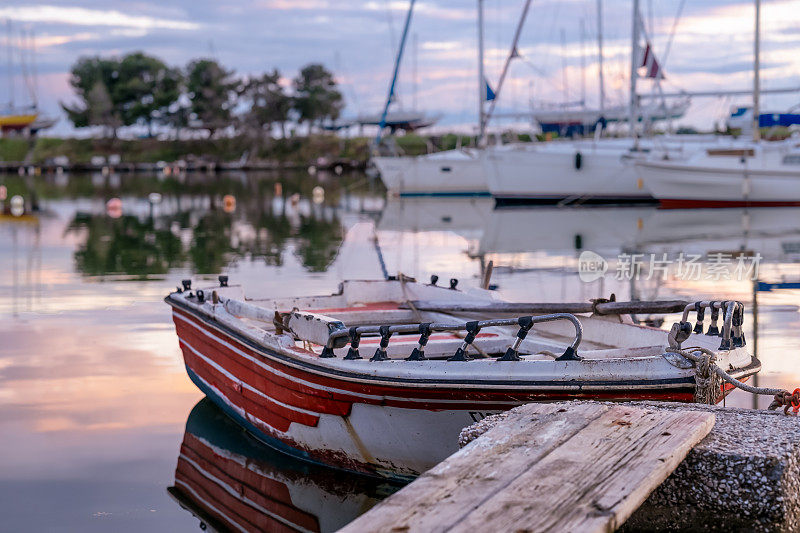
639;42;663;79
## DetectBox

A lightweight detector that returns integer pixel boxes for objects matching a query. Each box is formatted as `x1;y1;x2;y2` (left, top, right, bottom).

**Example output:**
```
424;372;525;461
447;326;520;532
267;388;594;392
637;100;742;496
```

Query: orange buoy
223;194;236;213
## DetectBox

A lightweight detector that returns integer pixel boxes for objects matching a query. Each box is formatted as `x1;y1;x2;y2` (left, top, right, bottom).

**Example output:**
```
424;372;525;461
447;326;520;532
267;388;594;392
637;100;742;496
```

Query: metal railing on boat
320;313;584;362
672;300;745;350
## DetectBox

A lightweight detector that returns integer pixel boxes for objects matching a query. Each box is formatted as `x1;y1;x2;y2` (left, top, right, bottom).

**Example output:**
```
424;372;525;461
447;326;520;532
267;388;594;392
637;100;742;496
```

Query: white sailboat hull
485;145;652;204
372;152;488;196
637;157;800;208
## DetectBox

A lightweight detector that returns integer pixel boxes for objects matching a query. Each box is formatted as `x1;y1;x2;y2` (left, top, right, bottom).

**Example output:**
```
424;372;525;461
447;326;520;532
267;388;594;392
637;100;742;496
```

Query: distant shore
0;132;484;173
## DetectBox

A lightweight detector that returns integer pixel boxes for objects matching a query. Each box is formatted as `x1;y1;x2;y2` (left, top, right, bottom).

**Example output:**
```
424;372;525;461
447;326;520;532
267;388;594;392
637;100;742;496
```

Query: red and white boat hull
168;288;758;479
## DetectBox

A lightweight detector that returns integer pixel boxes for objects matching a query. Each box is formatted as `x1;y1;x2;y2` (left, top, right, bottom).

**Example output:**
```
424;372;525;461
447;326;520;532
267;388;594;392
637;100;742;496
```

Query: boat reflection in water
168;399;400;533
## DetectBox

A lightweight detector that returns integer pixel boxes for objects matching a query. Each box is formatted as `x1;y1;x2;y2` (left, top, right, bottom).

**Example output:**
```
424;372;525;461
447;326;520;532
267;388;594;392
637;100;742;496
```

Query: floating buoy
334;165;343;175
10;195;24;217
0;185;7;201
307;165;317;176
106;197;122;218
148;192;163;205
274;182;283;196
223;194;236;213
312;186;325;205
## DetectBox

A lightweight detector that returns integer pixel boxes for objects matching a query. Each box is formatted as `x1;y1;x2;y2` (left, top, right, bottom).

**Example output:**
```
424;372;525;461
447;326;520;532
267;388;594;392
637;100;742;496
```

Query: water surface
1;170;798;531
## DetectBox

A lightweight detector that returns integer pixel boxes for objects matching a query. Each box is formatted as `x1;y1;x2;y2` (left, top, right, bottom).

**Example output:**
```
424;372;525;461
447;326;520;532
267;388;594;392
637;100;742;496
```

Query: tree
237;70;291;138
186;59;236;137
292;63;343;132
114;52;182;136
86;81;121;136
62;56;123;136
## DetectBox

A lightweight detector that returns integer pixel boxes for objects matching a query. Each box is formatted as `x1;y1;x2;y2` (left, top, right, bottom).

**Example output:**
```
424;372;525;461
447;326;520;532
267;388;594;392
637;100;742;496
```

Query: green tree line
62;53;344;139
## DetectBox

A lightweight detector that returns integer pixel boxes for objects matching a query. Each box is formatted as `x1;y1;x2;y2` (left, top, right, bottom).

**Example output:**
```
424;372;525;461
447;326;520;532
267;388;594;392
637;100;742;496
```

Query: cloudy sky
1;0;799;135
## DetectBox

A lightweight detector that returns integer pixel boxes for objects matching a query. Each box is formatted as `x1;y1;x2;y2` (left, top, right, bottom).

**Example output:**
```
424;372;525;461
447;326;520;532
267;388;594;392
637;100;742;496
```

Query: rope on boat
665;346;798;414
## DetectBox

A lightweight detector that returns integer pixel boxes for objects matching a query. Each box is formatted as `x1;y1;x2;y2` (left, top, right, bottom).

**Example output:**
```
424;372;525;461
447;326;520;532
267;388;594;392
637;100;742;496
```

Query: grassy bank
0;132;536;166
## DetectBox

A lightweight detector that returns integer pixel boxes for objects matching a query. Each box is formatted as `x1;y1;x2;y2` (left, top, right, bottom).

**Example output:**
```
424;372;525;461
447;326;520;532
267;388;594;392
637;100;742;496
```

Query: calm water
1;169;799;531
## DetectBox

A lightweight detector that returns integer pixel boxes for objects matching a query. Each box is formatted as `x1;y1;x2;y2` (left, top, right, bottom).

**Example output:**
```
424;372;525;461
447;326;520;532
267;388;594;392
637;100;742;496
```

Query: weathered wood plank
340;403;714;533
338;403;611;533
450;406;715;532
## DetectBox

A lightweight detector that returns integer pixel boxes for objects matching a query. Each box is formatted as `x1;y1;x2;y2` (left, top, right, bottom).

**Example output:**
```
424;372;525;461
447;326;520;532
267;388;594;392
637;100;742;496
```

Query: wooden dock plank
340;403;715;533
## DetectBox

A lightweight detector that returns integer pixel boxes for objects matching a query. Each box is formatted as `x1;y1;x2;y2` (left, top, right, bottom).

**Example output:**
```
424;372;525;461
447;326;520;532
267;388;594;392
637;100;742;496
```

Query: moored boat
636;143;800;208
166;277;760;479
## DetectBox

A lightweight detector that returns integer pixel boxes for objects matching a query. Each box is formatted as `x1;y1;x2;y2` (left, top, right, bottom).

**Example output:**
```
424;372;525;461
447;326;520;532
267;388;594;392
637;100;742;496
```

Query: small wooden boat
166;277;759;479
168;399;395;533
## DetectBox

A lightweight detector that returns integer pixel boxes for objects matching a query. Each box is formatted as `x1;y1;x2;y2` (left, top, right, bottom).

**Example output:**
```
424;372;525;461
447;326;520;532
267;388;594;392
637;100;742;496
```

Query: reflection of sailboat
377;196;493;239
638;208;800;260
168;399;398;533
378;197;653;255
478;205;654;256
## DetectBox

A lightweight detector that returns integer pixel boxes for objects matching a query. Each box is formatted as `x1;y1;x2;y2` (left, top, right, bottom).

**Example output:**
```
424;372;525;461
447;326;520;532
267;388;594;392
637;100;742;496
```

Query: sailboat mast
596;0;605;115
629;0;640;137
7;20;14;108
477;0;486;144
482;0;532;130
412;32;418;111
580;19;586;106
374;0;416;146
560;29;568;105
30;30;38;109
753;0;761;142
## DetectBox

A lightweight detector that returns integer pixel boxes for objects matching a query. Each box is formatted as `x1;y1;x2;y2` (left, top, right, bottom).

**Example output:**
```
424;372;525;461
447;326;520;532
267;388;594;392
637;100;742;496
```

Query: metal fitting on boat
429;275;439;286
218;275;228;287
668;321;693;349
556;345;581;361
344;327;362;360
449;278;458;290
574;151;583;170
449;321;480;361
499;316;534;361
371;325;393;361
407;323;432;361
320;344;336;358
732;306;746;348
182;279;192;291
196;290;205;303
707;303;720;336
693;302;705;334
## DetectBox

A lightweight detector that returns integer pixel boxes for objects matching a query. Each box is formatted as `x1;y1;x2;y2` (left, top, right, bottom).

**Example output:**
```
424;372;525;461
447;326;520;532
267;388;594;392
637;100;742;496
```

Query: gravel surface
459;401;800;532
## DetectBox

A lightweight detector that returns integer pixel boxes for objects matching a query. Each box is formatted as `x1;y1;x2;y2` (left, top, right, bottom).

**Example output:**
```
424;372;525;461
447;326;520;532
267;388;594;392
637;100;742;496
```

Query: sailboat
372;0;704;201
635;0;800;208
1;23;54;136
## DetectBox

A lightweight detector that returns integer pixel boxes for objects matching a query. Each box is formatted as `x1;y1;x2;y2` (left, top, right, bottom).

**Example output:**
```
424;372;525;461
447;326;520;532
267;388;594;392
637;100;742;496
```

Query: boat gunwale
167;294;760;392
